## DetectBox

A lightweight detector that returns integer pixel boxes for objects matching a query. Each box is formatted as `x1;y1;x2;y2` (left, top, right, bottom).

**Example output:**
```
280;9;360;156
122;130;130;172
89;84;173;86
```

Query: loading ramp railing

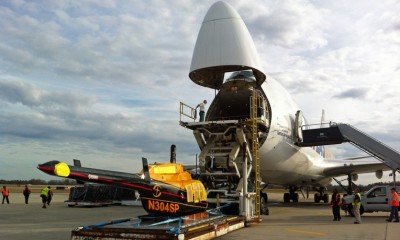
296;123;400;172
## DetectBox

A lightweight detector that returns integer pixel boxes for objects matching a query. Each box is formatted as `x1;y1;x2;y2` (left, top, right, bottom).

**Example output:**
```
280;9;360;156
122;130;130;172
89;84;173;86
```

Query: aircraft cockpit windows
225;70;256;83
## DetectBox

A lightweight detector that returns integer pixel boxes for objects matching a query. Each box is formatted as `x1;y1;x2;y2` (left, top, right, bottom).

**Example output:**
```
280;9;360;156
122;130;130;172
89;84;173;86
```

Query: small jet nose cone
37;160;60;169
37;160;70;177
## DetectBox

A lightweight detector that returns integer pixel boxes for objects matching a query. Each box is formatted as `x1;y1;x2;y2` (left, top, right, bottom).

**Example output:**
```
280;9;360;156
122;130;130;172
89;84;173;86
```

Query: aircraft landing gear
283;186;299;203
260;192;269;215
314;187;329;203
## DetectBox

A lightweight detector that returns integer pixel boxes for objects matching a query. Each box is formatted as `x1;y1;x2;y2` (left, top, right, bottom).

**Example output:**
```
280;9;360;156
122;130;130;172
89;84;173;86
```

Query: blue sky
0;0;399;185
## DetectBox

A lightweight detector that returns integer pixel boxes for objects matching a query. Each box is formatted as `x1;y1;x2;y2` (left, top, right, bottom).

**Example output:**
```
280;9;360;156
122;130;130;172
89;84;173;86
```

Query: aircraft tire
323;194;329;203
347;204;355;217
284;193;290;202
260;193;269;215
314;193;320;203
292;193;299;203
262;192;268;203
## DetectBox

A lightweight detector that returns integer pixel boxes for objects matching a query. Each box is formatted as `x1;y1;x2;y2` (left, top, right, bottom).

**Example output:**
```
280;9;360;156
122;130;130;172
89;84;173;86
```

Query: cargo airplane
180;1;391;207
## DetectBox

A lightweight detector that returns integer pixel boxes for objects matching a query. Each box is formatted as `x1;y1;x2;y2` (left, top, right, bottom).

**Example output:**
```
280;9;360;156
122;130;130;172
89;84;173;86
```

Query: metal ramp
296;123;400;171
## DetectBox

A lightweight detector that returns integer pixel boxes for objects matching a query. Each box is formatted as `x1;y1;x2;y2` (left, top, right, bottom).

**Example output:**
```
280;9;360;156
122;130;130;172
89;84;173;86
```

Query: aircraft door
295;110;303;143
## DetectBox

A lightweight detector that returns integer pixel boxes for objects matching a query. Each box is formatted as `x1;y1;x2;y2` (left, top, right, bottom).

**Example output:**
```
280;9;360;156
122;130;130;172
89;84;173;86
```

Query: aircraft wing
322;160;391;177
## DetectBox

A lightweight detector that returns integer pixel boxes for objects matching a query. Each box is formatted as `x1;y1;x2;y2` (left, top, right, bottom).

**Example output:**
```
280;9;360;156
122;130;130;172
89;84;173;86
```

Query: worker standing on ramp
196;100;207;122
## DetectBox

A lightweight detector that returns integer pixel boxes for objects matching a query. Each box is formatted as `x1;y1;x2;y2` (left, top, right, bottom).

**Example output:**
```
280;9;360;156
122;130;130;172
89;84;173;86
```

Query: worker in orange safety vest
386;187;399;222
2;186;10;204
330;188;341;221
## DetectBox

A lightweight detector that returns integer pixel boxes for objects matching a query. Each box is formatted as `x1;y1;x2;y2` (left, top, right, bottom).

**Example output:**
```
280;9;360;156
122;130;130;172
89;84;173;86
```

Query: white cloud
243;0;327;50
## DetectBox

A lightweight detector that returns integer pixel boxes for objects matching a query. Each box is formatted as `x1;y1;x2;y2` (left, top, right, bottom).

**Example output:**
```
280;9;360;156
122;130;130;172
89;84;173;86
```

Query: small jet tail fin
142;157;151;182
73;159;82;167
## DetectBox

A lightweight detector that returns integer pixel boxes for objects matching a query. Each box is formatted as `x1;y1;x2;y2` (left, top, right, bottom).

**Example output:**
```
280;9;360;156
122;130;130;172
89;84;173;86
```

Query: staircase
296;123;400;171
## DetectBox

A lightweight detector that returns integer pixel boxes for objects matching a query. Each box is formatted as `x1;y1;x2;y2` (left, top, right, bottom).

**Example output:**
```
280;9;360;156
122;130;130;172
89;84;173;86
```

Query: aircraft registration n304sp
180;1;390;206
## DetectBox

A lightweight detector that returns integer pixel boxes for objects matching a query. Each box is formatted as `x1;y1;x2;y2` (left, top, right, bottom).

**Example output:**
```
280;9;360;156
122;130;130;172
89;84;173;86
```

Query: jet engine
351;174;358;182
375;170;383;179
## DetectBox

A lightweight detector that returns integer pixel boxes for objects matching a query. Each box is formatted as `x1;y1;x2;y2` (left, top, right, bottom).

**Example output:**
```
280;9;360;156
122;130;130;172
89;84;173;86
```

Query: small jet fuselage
37;160;208;216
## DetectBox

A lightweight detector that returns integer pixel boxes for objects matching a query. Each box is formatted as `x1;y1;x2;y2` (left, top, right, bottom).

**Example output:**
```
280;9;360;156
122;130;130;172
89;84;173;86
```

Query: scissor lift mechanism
179;92;263;222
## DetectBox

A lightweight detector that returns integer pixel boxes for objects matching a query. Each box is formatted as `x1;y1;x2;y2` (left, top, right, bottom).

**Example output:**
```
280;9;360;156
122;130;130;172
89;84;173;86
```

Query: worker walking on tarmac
40;186;51;208
47;187;53;205
352;188;362;224
2;186;10;204
330;188;341;221
23;185;31;204
196;100;207;122
386;187;399;222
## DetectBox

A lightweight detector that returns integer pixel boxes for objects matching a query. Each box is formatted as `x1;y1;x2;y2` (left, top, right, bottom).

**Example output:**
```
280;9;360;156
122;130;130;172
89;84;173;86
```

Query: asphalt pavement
0;191;399;239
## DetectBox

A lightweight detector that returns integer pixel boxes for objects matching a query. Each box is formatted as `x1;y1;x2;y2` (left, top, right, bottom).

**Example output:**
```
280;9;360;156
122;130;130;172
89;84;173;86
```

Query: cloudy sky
0;0;399;185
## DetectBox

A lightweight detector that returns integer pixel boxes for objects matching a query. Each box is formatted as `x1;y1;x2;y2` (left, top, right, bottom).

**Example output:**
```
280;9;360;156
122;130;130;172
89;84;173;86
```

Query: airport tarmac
0;191;399;240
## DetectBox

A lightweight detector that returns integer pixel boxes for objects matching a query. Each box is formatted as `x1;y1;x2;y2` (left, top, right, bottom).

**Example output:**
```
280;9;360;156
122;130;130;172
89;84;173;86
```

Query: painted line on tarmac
288;229;326;236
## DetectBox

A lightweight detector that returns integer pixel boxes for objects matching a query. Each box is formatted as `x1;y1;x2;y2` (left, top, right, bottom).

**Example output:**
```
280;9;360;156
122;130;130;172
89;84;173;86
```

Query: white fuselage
259;77;331;186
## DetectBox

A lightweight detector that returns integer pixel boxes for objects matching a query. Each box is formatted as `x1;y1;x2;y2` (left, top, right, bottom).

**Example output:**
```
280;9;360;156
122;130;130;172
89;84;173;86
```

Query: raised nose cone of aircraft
189;1;266;89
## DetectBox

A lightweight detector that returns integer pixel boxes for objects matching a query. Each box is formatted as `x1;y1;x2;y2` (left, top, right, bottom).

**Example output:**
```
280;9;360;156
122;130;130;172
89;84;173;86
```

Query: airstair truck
341;185;400;216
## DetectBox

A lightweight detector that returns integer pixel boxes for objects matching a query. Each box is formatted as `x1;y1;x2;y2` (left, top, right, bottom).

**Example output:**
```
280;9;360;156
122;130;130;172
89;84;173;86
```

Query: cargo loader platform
71;210;245;240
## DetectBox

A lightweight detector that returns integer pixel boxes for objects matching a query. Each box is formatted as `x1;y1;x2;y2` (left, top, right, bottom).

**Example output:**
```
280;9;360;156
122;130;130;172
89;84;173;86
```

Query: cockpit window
225;70;256;83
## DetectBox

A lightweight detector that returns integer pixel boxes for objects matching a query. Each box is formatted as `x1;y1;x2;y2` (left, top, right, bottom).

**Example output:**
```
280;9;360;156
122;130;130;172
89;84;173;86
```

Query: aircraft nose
189;1;266;88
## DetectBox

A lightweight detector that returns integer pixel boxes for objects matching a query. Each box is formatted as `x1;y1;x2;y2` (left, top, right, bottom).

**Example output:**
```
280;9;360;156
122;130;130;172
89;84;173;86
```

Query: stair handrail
338;123;400;171
180;102;196;122
338;123;399;157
